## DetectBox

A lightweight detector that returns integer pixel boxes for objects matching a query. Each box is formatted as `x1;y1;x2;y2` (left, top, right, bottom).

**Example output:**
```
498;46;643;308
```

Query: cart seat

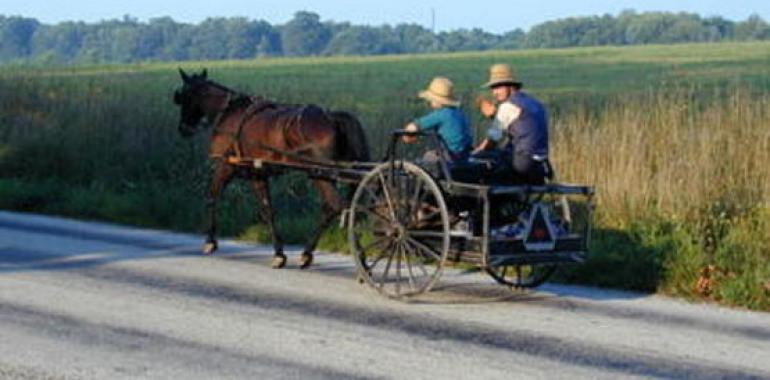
448;158;552;186
448;157;496;183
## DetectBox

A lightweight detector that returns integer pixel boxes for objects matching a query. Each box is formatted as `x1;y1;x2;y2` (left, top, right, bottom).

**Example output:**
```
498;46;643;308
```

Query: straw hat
418;76;460;107
482;63;521;88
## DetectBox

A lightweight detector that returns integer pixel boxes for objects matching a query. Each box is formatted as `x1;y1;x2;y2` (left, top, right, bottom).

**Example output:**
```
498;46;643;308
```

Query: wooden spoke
408;177;424;219
377;171;397;220
359;205;393;225
366;240;394;271
407;230;447;239
405;237;443;262
378;246;396;289
402;239;431;276
395;241;403;294
401;242;417;290
360;235;389;254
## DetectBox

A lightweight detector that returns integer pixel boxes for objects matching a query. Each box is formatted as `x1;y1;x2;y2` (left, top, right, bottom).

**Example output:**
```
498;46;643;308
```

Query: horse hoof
358;270;372;283
272;254;287;269
202;242;217;255
299;253;313;269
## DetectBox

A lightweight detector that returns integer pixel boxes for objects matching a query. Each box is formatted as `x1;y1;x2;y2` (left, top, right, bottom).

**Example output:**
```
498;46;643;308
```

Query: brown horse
173;69;370;268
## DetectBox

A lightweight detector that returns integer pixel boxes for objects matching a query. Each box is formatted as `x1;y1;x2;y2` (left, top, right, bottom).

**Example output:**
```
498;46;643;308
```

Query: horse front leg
299;179;345;269
251;179;286;269
203;161;236;255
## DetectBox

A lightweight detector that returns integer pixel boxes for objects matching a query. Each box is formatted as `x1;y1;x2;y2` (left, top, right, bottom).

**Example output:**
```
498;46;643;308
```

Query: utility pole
431;7;438;51
431;7;435;34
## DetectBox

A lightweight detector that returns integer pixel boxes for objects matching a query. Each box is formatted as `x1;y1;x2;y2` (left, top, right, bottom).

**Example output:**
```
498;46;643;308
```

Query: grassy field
1;42;768;309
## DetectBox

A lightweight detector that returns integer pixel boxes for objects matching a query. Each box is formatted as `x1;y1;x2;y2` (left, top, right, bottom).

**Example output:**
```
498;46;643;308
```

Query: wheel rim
485;264;557;288
349;161;449;298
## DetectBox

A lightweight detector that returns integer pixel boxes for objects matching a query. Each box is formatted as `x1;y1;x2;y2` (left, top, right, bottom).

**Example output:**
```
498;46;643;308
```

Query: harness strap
208;92;232;131
206;93;361;169
230;98;276;158
280;105;311;150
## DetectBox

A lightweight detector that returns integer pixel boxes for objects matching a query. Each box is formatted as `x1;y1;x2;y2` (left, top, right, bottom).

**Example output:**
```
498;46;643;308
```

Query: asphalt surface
0;210;768;379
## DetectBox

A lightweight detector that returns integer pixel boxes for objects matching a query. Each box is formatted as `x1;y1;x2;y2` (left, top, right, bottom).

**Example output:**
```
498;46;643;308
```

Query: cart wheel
348;161;450;298
485;264;557;289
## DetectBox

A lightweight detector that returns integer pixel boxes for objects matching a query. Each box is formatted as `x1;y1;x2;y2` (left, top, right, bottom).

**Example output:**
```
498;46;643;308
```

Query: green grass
1;41;768;309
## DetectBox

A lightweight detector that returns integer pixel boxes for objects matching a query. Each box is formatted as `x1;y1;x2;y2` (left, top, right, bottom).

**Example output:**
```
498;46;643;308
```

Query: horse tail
329;111;371;163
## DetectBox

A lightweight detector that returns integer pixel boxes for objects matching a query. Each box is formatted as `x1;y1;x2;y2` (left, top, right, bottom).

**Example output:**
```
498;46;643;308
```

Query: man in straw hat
472;63;551;184
403;76;473;164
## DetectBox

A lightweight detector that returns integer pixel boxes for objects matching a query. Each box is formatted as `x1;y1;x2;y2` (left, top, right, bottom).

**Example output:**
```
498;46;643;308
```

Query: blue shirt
414;107;472;156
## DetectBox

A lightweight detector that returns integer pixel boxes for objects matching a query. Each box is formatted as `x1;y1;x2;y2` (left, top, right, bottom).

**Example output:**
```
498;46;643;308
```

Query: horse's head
173;68;231;137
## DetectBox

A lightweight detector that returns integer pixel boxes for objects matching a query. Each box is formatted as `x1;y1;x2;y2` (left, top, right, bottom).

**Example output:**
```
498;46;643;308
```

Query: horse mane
224;95;252;111
223;94;280;115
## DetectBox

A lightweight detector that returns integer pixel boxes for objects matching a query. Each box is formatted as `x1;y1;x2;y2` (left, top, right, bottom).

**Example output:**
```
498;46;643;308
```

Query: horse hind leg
202;197;218;255
299;179;344;269
203;162;236;255
251;179;286;269
298;206;338;269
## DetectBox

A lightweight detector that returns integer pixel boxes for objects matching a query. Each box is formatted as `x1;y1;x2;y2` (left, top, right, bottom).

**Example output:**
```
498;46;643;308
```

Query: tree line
1;10;768;64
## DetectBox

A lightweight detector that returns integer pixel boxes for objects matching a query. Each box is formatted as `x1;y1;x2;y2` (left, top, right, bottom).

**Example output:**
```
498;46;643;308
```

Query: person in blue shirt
403;76;473;163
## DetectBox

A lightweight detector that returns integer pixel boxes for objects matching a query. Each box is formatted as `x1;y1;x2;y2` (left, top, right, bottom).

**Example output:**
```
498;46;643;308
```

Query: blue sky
2;0;768;33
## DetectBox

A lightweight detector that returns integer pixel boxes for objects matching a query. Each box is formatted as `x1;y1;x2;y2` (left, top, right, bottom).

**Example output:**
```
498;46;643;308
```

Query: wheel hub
386;223;407;241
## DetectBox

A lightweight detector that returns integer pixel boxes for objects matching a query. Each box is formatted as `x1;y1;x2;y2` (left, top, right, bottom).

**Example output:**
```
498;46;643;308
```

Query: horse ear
179;68;190;82
201;69;208;79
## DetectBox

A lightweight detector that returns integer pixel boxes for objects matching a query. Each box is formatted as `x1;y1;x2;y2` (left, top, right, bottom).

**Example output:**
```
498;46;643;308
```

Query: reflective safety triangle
523;203;556;251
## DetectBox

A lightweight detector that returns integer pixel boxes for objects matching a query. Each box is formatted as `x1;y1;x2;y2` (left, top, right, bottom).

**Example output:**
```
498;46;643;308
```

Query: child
403;76;473;163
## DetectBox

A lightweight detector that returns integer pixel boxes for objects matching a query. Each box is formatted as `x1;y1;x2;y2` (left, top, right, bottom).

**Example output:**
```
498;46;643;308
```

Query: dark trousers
511;153;547;185
474;148;547;185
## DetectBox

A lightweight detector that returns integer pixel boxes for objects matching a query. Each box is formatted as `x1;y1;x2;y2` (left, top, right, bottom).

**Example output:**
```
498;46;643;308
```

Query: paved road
0;210;768;379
